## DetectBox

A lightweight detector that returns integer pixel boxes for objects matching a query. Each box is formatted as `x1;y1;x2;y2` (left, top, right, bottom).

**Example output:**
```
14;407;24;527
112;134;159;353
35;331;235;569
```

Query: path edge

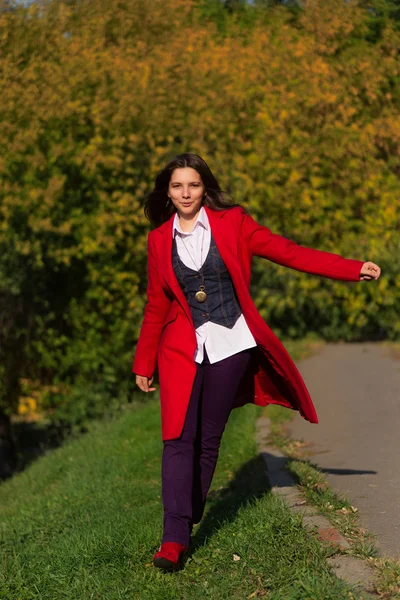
255;413;379;599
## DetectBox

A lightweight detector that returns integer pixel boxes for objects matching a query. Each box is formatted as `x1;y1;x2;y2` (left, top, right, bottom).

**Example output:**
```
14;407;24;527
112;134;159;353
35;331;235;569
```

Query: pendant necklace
180;226;207;303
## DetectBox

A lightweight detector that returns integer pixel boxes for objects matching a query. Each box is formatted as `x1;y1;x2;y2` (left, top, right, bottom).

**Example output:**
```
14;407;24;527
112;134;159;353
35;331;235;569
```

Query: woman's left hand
360;261;381;281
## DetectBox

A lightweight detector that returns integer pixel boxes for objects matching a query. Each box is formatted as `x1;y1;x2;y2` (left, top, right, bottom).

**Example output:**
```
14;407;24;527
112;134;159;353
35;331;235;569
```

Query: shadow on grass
1;418;84;484
3;400;147;483
188;445;377;560
187;453;274;558
0;421;64;483
13;420;69;472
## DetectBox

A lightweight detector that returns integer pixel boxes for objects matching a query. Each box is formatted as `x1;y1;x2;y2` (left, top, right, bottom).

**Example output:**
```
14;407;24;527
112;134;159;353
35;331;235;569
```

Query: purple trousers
161;345;253;547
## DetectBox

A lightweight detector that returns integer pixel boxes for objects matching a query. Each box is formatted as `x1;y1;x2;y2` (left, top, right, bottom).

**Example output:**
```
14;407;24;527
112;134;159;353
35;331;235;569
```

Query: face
168;167;205;218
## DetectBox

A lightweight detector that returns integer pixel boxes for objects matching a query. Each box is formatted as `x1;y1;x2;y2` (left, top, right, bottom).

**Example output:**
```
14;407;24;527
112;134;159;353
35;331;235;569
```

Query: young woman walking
132;153;381;571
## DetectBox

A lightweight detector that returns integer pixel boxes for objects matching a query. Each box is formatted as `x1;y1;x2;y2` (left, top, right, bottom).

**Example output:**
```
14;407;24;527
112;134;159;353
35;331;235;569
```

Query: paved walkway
288;342;400;560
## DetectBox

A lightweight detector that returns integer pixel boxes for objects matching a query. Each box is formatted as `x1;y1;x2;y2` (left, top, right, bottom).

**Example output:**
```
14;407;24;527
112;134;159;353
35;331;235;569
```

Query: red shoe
153;542;188;571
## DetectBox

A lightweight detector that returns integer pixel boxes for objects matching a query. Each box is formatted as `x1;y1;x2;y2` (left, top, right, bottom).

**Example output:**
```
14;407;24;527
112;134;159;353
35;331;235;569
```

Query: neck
178;206;202;232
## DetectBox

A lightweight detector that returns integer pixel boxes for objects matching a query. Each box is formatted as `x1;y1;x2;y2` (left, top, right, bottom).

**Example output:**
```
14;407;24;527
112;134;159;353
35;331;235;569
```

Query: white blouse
172;206;257;364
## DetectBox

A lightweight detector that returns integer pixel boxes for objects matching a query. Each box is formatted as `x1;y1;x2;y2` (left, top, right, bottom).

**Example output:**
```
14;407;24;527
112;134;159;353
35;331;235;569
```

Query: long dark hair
143;153;250;229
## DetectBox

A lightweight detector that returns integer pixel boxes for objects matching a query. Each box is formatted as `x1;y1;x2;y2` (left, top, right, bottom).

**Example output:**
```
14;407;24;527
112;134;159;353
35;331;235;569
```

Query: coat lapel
156;205;240;324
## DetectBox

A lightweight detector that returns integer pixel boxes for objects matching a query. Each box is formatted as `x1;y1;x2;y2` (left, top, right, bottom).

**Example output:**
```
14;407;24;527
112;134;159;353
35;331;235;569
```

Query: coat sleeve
237;208;364;282
132;231;172;379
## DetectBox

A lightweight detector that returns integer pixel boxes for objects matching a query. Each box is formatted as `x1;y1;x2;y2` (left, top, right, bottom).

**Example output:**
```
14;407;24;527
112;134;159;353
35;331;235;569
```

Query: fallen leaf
233;554;241;561
314;482;329;491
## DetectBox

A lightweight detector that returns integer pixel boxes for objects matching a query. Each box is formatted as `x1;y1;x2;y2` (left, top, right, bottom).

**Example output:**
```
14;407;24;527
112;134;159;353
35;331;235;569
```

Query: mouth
181;202;192;206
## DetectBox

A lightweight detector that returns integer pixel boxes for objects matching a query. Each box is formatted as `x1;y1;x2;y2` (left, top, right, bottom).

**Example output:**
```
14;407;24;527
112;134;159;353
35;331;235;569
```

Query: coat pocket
162;305;179;329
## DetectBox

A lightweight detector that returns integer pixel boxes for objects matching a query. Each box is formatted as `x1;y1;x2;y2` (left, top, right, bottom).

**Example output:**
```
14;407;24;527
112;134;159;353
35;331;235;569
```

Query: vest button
204;312;209;317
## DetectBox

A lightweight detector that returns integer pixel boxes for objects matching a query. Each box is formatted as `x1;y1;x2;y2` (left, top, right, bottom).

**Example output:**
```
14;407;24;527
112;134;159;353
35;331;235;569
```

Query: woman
132;153;380;571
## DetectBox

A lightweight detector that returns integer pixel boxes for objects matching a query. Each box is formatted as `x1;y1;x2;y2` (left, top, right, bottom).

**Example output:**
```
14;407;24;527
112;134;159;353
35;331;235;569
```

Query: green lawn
1;394;361;599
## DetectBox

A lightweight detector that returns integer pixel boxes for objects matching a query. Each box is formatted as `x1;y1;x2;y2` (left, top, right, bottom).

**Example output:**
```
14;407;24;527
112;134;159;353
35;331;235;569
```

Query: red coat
132;205;364;441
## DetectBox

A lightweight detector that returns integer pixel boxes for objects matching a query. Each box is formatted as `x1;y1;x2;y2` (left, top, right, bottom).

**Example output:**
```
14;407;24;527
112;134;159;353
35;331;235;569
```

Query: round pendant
195;286;207;303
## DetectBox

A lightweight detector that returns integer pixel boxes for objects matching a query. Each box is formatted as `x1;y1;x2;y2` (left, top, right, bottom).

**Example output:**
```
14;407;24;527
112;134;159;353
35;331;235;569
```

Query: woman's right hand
135;374;157;393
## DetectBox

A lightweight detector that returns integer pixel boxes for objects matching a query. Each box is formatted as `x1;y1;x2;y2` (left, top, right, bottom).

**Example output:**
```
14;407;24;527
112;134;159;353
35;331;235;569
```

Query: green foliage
0;0;399;426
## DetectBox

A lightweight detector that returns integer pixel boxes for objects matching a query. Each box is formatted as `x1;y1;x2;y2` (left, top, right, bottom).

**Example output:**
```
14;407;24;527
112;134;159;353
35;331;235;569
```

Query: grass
0;383;364;599
278;337;326;363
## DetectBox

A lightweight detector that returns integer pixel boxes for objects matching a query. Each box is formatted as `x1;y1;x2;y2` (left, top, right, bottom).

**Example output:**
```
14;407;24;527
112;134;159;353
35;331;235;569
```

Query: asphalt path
288;342;400;560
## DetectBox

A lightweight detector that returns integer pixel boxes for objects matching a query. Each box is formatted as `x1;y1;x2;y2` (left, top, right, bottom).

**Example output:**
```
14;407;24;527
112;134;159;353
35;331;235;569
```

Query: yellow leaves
15;239;33;256
0;0;398;354
28;216;52;233
247;153;262;168
287;169;302;185
81;237;101;256
279;109;289;121
43;175;67;208
310;176;324;189
299;0;364;48
17;396;37;416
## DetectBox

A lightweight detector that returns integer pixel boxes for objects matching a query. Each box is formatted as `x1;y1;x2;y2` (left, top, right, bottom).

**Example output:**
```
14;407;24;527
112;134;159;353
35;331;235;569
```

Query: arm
132;232;172;379
238;208;364;282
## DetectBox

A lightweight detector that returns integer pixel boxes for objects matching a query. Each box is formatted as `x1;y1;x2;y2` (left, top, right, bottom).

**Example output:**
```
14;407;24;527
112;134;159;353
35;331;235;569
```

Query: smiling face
168;167;205;219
